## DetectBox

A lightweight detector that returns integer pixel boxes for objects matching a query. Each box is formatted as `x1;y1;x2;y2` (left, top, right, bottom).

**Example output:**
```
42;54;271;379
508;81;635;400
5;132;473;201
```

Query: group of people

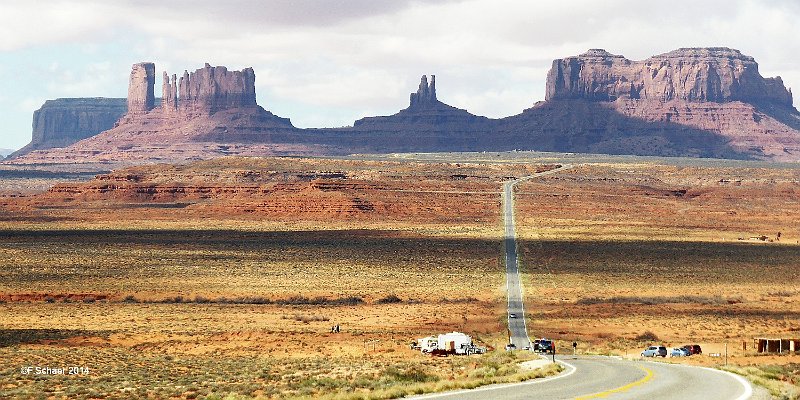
330;324;340;333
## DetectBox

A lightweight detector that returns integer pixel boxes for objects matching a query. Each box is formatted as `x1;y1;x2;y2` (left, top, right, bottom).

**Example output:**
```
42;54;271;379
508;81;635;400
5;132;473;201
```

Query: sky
1;0;800;151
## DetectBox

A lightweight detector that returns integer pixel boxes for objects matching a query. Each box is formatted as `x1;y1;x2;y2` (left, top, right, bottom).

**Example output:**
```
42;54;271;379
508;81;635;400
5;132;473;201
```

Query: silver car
671;347;690;357
641;345;667;357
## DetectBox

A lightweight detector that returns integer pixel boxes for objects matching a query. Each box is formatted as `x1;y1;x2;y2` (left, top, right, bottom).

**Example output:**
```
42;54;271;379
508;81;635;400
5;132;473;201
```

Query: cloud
2;0;800;146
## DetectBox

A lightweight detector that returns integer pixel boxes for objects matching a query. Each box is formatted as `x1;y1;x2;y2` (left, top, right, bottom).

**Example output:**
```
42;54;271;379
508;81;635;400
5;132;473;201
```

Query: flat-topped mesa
177;63;257;114
8;98;128;158
409;75;437;108
127;62;156;114
546;47;793;106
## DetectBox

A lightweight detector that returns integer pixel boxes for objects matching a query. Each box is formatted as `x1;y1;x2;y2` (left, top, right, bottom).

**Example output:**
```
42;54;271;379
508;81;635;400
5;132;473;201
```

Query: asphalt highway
410;355;752;400
504;165;572;348
409;163;753;400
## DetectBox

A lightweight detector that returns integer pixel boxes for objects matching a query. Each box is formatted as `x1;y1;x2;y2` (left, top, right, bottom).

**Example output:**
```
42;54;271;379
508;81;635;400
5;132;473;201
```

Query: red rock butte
7;48;800;164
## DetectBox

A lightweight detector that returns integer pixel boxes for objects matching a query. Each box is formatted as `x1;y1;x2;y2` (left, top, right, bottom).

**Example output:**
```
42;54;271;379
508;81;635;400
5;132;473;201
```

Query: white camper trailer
415;332;486;355
417;336;439;353
438;332;473;355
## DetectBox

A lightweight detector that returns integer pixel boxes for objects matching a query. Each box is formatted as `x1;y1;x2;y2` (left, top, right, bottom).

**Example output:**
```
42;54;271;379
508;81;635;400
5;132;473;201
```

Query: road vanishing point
411;163;754;400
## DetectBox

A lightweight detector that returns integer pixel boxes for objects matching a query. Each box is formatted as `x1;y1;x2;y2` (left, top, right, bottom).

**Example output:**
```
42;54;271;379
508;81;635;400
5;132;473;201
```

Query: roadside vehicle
671;347;690;357
536;339;554;353
505;343;516;351
641;345;667;357
682;344;702;355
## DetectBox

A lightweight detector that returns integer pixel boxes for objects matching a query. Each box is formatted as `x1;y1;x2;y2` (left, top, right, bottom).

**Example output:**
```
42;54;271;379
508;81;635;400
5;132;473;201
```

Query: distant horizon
3;0;800;150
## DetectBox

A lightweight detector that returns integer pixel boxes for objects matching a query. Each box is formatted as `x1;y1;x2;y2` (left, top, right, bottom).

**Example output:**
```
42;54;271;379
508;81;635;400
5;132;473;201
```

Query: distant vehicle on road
536;339;554;353
509;313;517;318
671;347;690;357
641;345;667;357
683;344;702;355
505;343;516;351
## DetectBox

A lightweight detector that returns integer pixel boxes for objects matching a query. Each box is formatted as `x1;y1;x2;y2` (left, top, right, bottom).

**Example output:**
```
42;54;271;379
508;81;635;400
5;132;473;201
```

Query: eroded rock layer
9;63;302;164
546;48;792;105
505;47;800;161
127;62;156;114
6;48;800;164
9;98;128;158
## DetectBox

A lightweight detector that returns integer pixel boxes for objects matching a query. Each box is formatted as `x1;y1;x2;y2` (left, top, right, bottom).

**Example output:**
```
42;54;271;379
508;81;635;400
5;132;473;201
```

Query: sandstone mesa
7;47;800;164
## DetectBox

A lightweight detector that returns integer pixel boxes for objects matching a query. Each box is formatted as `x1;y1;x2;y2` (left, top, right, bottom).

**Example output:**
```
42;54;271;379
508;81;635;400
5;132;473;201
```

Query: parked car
505;343;516;351
641;345;667;357
671;347;690;357
682;344;702;355
536;339;554;353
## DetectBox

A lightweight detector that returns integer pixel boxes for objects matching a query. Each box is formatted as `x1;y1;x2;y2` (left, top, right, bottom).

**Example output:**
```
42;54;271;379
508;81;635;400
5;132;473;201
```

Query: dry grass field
513;162;800;395
1;155;799;398
0;228;534;399
0;157;556;399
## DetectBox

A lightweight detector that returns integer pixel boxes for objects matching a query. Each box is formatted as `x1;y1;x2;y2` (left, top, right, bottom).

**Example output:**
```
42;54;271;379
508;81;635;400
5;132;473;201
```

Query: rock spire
127;62;156;114
410;75;437;107
162;72;178;112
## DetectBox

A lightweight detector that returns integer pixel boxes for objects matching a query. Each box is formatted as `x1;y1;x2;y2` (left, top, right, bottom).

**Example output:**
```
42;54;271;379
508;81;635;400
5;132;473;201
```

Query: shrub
376;294;403;304
122;295;139;303
635;330;660;342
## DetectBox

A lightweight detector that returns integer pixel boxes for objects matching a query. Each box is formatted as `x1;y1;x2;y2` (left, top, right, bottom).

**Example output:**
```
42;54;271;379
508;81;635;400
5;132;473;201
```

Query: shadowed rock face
546;48;793;106
8;49;800;164
533;48;800;161
4;63;300;164
9;98;128;158
353;74;490;131
410;75;437;108
127;62;156;114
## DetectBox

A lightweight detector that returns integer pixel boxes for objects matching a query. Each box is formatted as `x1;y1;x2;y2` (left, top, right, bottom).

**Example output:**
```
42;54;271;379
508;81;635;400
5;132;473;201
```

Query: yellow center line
574;366;654;400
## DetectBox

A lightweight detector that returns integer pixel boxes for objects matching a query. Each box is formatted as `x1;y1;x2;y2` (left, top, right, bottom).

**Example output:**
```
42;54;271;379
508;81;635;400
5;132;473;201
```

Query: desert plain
0;152;798;399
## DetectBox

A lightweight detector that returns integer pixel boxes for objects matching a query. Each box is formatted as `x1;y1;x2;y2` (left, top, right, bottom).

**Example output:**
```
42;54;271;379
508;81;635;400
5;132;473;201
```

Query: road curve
410;355;752;400
409;163;753;400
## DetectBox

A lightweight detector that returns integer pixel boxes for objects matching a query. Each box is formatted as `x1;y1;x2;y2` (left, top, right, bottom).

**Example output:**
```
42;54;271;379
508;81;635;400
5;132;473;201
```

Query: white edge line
680;364;753;400
713;368;754;400
639;360;754;400
409;359;577;399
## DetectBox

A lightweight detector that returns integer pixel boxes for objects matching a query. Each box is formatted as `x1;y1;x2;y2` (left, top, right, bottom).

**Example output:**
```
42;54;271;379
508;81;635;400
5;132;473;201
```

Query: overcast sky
1;0;799;150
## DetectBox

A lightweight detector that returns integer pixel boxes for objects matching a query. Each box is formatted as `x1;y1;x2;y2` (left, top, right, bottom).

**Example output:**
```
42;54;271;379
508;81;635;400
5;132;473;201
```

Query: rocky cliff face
177;63;257;114
162;72;178;113
546;48;793;105
529;47;800;160
9;98;128;158
8;49;800;164
8;63;301;164
127;62;156;114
